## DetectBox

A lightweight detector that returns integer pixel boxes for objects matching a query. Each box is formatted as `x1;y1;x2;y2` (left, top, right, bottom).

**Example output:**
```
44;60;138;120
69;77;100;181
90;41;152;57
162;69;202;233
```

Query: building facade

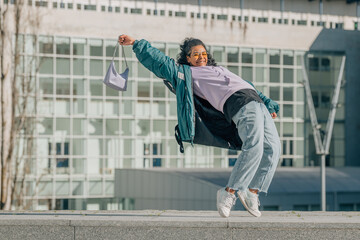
3;0;359;210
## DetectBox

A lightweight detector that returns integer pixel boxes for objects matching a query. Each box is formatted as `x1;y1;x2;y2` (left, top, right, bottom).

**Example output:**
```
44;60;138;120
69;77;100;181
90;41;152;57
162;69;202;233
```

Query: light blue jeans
227;101;281;194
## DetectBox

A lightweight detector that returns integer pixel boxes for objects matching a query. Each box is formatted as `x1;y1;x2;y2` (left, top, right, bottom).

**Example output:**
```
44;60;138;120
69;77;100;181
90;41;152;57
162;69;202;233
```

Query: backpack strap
174;125;184;153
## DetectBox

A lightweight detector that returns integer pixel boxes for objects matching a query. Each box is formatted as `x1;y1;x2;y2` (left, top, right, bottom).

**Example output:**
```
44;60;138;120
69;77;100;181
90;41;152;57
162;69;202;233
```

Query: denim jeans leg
248;104;281;193
227;101;265;192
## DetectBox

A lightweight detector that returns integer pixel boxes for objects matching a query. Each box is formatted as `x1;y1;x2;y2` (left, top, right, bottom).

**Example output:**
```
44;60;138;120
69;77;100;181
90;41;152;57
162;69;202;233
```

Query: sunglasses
189;51;208;59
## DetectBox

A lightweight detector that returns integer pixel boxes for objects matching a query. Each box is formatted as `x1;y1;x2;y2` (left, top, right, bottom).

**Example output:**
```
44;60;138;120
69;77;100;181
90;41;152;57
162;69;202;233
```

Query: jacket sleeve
245;80;280;114
132;39;178;89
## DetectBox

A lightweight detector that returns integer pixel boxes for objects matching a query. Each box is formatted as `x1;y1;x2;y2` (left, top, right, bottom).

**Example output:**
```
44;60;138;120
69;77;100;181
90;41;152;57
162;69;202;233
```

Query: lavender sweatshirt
191;66;255;113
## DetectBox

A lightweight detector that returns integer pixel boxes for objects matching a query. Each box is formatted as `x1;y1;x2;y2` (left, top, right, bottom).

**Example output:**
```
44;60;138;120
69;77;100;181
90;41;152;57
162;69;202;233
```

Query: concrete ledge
0;211;359;240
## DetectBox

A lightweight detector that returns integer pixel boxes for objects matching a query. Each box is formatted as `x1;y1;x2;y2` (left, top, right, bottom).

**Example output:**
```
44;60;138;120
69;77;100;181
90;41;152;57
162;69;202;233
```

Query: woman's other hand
271;112;277;119
118;35;135;45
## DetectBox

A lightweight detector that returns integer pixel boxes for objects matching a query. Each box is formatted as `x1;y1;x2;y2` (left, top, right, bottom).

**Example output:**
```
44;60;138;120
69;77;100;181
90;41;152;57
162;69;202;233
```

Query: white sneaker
216;188;237;218
237;189;261;217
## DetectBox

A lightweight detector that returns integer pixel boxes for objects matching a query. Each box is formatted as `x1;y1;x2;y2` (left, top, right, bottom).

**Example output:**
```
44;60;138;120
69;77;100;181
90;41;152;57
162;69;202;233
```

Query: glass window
269;68;280;83
283;122;293;137
136;119;150;136
89;99;103;115
56;58;70;75
212;46;224;63
106;84;119;97
73;78;86;95
153;120;166;136
90;60;103;76
309;57;319;71
72;159;85;174
296;52;305;66
40;77;53;94
255;49;266;64
38;97;53;115
296;104;304;118
121;100;133;115
283;69;293;83
255;67;266;83
56;181;69;196
105;99;119;116
38;118;53;135
55;98;70;115
56;118;70;136
90;79;103;96
72;139;86;155
152;42;165;54
88;139;104;156
138;62;150;78
106;41;118;57
269;50;280;65
168;44;179;59
283;87;293;101
105;119;119;136
241;48;252;63
56;78;70;95
293;205;308;211
169;101;176;116
39;36;53;54
241;66;252;82
224;66;236;75
89;119;103;136
73;119;86;135
296;69;303;83
89;39;103;56
227;47;239;63
270;87;280;101
38;181;52;196
122;119;134;136
153;82;166;98
39;57;53;74
105;181;114;195
283;50;294;65
56;37;70;55
73;98;86;115
138;82;150;98
73;58;85;76
72;181;83;195
296;123;304;138
73;38;86;56
89;181;102;195
339;204;354;211
153;101;166;117
283;104;293;117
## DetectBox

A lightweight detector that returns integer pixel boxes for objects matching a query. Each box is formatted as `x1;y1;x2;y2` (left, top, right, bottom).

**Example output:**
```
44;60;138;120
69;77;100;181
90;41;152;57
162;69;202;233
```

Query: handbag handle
112;42;128;69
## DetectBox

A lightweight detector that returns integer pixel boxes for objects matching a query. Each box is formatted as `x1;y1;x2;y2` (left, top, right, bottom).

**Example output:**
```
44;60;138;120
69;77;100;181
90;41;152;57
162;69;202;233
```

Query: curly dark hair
176;38;217;66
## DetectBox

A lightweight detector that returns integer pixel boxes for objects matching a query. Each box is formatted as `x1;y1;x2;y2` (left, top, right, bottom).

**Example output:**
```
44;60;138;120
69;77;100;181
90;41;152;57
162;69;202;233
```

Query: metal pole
301;56;323;154
323;56;346;153
240;0;244;24
198;0;202;18
321;154;326;211
280;0;284;24
154;0;158;15
319;0;323;26
357;1;360;30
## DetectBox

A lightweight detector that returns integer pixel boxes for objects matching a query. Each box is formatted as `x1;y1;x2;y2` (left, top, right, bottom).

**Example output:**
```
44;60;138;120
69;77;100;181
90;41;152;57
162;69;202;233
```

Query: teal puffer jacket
133;39;279;147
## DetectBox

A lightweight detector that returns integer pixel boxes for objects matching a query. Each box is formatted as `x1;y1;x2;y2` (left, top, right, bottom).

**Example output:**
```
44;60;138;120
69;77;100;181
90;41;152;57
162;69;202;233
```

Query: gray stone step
0;211;359;240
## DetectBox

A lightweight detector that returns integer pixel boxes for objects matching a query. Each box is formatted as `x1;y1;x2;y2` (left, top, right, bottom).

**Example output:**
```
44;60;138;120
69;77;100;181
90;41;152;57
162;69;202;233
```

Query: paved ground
0;210;359;239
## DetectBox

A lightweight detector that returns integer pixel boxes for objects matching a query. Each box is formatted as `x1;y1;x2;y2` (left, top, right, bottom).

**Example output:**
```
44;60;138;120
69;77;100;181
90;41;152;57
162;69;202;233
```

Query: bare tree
0;0;41;210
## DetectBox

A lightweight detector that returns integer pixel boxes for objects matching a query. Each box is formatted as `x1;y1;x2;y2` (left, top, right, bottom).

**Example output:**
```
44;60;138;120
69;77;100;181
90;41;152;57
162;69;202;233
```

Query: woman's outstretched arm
119;35;179;89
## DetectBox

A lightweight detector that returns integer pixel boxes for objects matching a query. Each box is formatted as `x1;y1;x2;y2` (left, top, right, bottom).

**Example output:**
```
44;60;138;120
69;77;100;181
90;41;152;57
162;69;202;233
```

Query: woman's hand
271;112;277;119
118;35;135;46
